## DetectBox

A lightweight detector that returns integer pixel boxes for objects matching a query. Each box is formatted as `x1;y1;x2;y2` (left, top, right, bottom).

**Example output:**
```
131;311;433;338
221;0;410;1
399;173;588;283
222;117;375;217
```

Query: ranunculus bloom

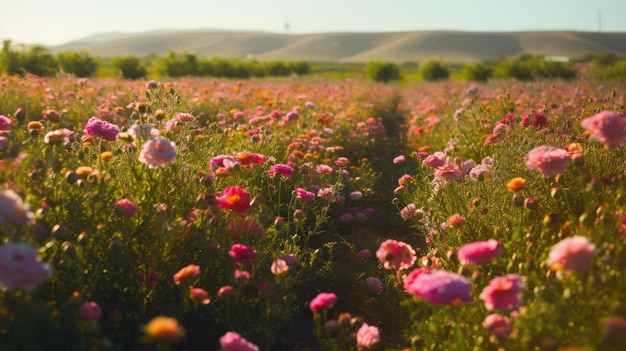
44;130;70;145
115;198;138;217
482;314;513;342
219;331;259;351
84;117;119;141
446;213;466;227
309;292;337;312
506;177;527;192
524;146;569;178
0;115;13;134
145;316;185;343
175;112;196;122
581;111;626;148
234;151;266;167
376;239;416;270
0;242;53;292
295;188;316;201
217;186;251;213
138;137;177;168
422;151;447;168
393;155;406;164
480;274;525;311
173;264;201;285
356;323;381;349
403;268;472;304
547;235;596;272
79;301;102;322
189;288;211;304
229;244;257;265
268;164;294;178
271;254;297;275
457;239;505;265
0;188;35;226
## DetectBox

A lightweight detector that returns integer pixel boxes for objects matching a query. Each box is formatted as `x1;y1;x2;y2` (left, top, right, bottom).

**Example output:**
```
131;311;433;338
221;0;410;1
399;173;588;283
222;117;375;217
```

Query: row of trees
0;40;310;79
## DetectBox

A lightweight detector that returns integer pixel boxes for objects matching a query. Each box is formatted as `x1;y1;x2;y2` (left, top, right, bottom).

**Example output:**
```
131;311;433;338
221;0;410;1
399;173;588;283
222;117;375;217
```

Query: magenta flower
295;188;316;201
219;331;259;351
422;151;447;168
356;323;381;349
84;117;119;141
173;264;201;285
229;244;257;265
524;146;569;178
581;111;626;148
138;137;177;168
403;268;472;304
115;199;138;217
480;274;525;311
268;164;294;178
79;301;102;322
217;186;251;213
309;292;337;312
189;288;211;304
482;314;512;342
0;115;12;134
547;235;596;272
457;239;505;265
0;242;53;292
376;239;416;270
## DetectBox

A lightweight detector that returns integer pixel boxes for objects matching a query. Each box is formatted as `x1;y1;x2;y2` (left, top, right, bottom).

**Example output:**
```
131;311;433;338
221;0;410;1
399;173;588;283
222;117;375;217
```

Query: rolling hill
50;30;626;64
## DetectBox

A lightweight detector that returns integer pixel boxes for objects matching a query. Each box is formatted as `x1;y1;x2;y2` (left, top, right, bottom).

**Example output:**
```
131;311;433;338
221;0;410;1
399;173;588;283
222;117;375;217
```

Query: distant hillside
50;30;626;64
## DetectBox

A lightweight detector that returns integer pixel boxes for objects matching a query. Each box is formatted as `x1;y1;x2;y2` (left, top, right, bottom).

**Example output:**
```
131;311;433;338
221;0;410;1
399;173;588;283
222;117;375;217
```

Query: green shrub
112;55;147;79
0;40;25;76
56;51;99;78
419;59;449;81
365;61;401;82
462;62;493;82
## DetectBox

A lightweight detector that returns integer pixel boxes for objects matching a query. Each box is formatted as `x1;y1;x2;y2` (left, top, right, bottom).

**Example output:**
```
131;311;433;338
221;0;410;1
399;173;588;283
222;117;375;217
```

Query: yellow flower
145;316;185;343
100;151;114;161
75;166;94;177
506;177;527;192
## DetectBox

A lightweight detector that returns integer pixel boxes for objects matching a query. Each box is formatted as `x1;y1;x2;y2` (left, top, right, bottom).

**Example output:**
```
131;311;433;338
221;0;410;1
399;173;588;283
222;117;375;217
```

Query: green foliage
112;55;147;79
419;59;450;81
56;51;99;77
494;56;576;81
0;41;58;77
364;61;401;82
462;62;493;82
585;59;626;82
0;40;25;76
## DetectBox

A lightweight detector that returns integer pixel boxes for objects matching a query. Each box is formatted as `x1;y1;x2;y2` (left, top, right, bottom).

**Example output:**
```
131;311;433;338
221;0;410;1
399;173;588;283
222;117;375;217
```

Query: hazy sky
2;0;625;46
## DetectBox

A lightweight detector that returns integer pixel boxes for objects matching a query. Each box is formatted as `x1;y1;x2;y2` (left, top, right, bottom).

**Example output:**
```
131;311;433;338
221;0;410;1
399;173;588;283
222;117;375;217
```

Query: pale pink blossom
138;137;177;168
480;274;525;311
524;146;569;178
547;235;596;272
0;242;53;292
219;331;259;351
403;268;472;304
457;239;504;265
0;189;35;226
482;314;512;342
580;111;626;148
356;323;380;349
376;239;416;270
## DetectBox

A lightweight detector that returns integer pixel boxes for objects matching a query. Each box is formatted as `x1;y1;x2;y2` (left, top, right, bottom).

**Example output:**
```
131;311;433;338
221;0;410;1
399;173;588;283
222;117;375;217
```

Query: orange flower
506;177;526;192
173;264;201;285
145;316;185;343
100;151;114;161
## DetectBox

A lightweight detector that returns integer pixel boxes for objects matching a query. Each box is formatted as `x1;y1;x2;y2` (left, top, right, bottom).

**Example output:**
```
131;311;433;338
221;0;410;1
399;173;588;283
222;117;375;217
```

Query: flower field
0;73;625;351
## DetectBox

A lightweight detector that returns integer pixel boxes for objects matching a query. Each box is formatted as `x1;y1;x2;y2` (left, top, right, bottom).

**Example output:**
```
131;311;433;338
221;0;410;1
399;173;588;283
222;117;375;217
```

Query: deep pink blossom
0;115;12;134
84;117;119;141
480;274;525;311
115;199;138;217
457;239;505;265
403;268;472;304
309;292;337;311
219;331;259;351
376;239;416;270
581;111;626;148
268;164;294;178
79;301;102;322
295;188;316;201
0;242;53;291
547;235;596;272
482;314;513;342
524;146;569;178
229;244;257;265
217;186;251;213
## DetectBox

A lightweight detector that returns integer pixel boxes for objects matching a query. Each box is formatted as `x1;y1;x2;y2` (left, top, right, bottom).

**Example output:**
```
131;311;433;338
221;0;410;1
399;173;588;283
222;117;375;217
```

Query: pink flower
79;301;102;322
434;162;462;182
115;199;138;217
219;331;259;351
175;112;196;122
547;235;596;272
173;264;201;285
376;239;416;270
234;270;250;285
524;146;569;178
44;130;70;146
403;268;472;304
295;188;316;201
217;186;251;213
581;111;626;148
356;323;380;349
0;189;35;226
482;314;512;342
457;239;505;265
234;152;266;167
271;254;297;275
393;155;406;164
480;274;525;311
189;288;211;304
227;216;264;236
446;213;466;227
229;244;257;265
84;117;119;141
138;137;177;168
422;151;447;168
399;203;422;221
316;164;333;174
309;292;337;312
0;242;53;292
0;115;13;134
365;277;383;294
268;164;294;178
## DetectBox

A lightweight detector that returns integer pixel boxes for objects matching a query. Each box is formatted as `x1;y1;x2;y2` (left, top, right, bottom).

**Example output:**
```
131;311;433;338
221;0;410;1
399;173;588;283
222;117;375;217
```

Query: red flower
217;186;251;213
